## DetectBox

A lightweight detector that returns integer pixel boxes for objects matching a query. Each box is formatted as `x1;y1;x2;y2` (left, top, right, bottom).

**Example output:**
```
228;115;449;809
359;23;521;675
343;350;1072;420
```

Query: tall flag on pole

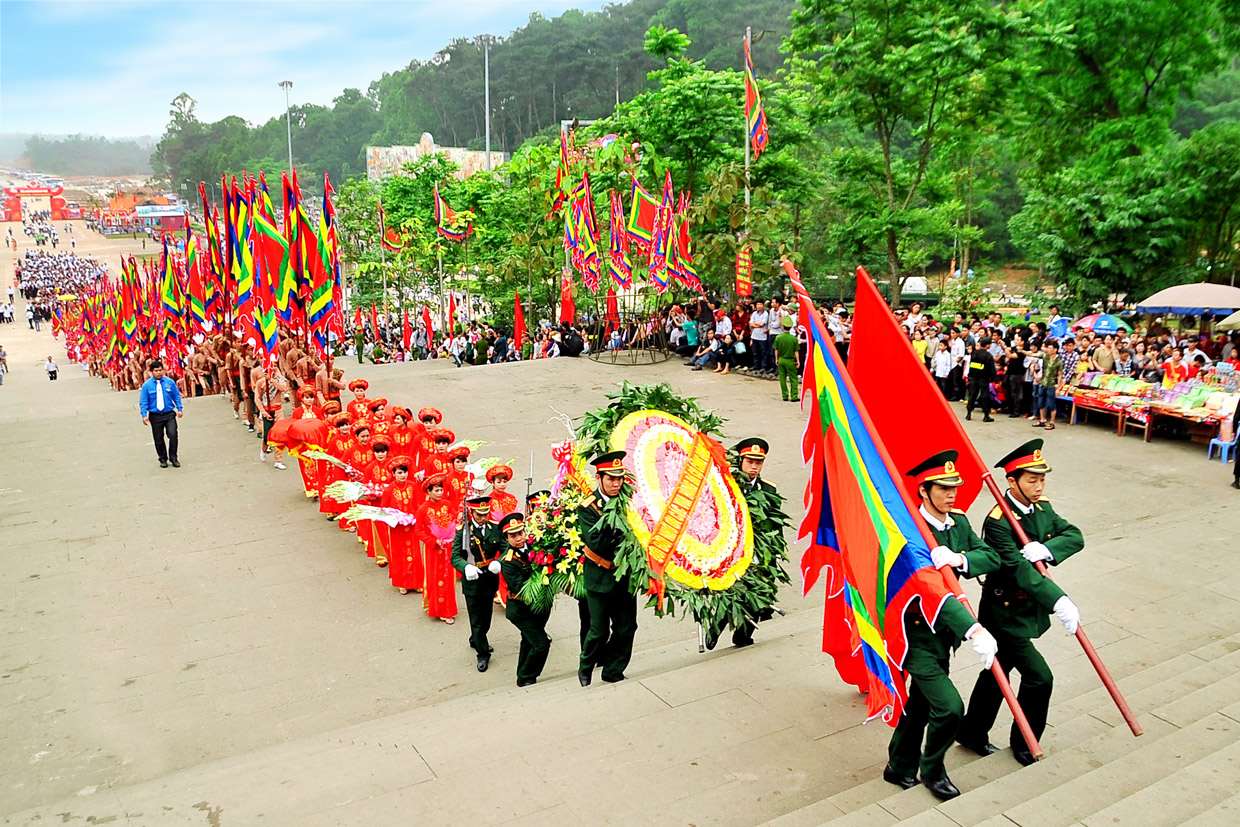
378;199;405;252
447;292;457;336
607;189;633;289
784;259;966;725
185;220;209;337
434;184;471;240
321;173;345;341
566;173;601;292
253;173;293;324
647;171;674;292
667;193;701;292
402;308;412;351
198;183;224;326
159;235;183;352
848;266;986;509
744;36;770;159
626;175;660;253
547;129;570;217
421;305;434;344
513;290;526;352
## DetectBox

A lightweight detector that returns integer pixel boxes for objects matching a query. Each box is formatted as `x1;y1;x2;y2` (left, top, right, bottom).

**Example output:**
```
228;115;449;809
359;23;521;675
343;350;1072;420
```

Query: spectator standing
748;302;770;375
932;340;953;398
138;359;184;468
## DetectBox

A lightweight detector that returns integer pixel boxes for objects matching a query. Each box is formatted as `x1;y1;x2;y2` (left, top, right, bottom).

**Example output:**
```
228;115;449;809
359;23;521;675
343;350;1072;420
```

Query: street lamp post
482;37;493;171
279;80;294;172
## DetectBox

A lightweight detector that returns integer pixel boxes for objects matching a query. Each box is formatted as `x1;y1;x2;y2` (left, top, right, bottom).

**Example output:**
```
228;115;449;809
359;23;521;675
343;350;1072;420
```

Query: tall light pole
279;80;294;172
482;36;493;171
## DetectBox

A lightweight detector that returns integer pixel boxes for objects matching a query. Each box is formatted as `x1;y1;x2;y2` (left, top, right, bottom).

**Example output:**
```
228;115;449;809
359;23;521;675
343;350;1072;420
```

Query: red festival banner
735;248;753;297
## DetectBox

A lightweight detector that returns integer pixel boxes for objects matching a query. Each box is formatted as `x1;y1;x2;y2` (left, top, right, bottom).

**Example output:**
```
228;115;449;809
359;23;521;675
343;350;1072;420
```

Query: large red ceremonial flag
847;266;984;510
559;271;575;324
447;292;457;336
402;307;412;351
422;305;434;343
513;290;526;351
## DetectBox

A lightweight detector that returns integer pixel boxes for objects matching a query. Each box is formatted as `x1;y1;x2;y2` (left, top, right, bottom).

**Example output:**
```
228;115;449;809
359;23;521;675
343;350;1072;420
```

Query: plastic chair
1207;430;1239;464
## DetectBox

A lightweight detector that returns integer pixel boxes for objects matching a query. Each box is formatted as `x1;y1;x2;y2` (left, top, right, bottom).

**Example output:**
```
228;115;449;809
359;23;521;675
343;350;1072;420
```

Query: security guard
714;437;790;649
958;439;1083;765
577;451;637;686
887;450;1001;800
498;513;552;687
451;495;504;672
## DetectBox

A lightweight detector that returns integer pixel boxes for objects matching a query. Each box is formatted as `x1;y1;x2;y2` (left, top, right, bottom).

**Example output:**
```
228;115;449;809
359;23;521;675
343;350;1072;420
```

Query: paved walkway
1;228;1238;824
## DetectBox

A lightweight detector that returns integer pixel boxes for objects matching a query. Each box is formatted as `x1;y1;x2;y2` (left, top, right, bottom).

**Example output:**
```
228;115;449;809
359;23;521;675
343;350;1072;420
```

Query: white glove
931;545;965;570
1021;541;1054;564
1053;596;1080;634
487;560;502;575
464;564;480;581
967;625;998;669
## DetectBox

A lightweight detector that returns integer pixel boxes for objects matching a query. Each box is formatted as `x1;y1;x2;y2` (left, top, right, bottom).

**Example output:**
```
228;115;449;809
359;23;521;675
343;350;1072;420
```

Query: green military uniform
959;441;1084;758
773;320;799;402
888;475;1001;787
723;437;791;648
451;500;505;666
498;514;551;686
578;452;638;685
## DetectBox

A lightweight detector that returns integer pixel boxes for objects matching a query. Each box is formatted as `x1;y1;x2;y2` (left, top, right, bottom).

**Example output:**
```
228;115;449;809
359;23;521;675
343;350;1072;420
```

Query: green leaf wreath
573;382;792;641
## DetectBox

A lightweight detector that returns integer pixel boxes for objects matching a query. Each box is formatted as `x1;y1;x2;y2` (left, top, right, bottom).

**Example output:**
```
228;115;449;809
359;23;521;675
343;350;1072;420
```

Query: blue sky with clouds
1;0;610;138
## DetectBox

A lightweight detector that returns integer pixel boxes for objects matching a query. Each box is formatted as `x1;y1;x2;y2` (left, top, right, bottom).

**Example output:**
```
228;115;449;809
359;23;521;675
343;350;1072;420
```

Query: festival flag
667;193;702;292
744;36;770;159
402;307;412;351
421;305;434;343
513;290;526;351
605;285;619;327
447;292;457;336
159;235;183;349
736;246;753;297
647;171;674;292
370;302;380;342
302;178;335;357
253;173;293;323
434;184;471;240
568;185;602;292
559;269;575;324
185;222;209;337
283;171;306;332
230;177;257;343
848;267;985;510
321;173;345;342
607;189;632;289
785;260;967;725
626;175;660;252
353;305;362;332
198;183;224;326
547;129;570;216
378;199;405;252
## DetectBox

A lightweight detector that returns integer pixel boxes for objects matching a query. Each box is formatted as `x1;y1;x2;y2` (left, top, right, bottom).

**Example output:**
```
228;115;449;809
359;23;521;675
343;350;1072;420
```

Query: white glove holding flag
1053;596;1080;634
966;624;998;669
1021;541;1054;564
931;545;965;570
464;564;480;581
487;560;502;575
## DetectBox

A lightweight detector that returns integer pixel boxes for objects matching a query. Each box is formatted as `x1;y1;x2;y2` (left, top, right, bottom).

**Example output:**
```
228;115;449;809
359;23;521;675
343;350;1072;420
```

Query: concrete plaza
2;228;1239;825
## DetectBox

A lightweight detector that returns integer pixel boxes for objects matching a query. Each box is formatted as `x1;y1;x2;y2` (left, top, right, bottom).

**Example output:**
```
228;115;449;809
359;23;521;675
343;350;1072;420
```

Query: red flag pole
849;265;1141;738
783;259;1043;760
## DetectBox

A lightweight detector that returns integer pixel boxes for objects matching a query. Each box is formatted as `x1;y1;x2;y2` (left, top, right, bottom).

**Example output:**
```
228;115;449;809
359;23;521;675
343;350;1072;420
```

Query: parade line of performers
264;369;1081;802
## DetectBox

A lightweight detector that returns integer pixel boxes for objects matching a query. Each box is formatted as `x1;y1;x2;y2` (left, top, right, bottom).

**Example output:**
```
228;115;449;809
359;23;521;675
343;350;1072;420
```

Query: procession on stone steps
254;260;1139;806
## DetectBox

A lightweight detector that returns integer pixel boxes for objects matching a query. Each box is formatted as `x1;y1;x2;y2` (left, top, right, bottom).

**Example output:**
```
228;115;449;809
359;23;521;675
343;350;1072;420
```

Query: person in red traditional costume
422;428;456;480
487;465;519;518
290;386;323;499
414;473;459;623
363;441;394;565
382;458;423;594
417;407;444;461
345;423;373;539
321;414;355;522
345;379;370;421
388;406;418;461
368;398;391;438
487;464;519;606
444;445;475;511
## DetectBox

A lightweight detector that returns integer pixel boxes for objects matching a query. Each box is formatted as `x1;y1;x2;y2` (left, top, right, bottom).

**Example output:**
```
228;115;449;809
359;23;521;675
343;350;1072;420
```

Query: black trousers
149;411;178;462
462;573;500;655
577;597;590;649
507;605;552;682
580;587;638;681
966;379;992;415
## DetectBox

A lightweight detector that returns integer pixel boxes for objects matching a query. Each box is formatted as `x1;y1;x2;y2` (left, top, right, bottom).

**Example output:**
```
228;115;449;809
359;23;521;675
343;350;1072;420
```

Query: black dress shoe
488;645;494;653
882;765;918;790
957;737;999;756
578;668;592;686
1232;479;1240;489
159;459;168;468
924;775;961;800
965;412;972;421
705;634;719;651
170;459;180;467
601;673;625;683
516;677;537;687
1011;746;1037;766
476;655;489;673
983;416;994;423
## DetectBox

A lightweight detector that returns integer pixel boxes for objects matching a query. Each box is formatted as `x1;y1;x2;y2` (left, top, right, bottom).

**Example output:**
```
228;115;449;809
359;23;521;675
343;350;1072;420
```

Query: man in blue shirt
139;359;184;468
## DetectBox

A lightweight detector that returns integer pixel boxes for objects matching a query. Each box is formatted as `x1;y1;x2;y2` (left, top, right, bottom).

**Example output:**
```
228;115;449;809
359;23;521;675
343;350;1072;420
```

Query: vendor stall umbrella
1071;313;1132;334
1217;310;1240;332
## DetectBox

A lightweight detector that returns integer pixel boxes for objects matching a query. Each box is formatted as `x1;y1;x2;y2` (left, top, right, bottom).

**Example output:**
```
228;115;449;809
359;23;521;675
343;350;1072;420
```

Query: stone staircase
762;632;1240;827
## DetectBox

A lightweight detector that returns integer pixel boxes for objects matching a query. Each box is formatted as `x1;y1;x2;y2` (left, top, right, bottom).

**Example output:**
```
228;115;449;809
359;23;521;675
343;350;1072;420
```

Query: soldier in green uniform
498;513;552;687
451;495;505;672
577;451;637;686
958;439;1083;765
886;450;1002;800
706;437;790;649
